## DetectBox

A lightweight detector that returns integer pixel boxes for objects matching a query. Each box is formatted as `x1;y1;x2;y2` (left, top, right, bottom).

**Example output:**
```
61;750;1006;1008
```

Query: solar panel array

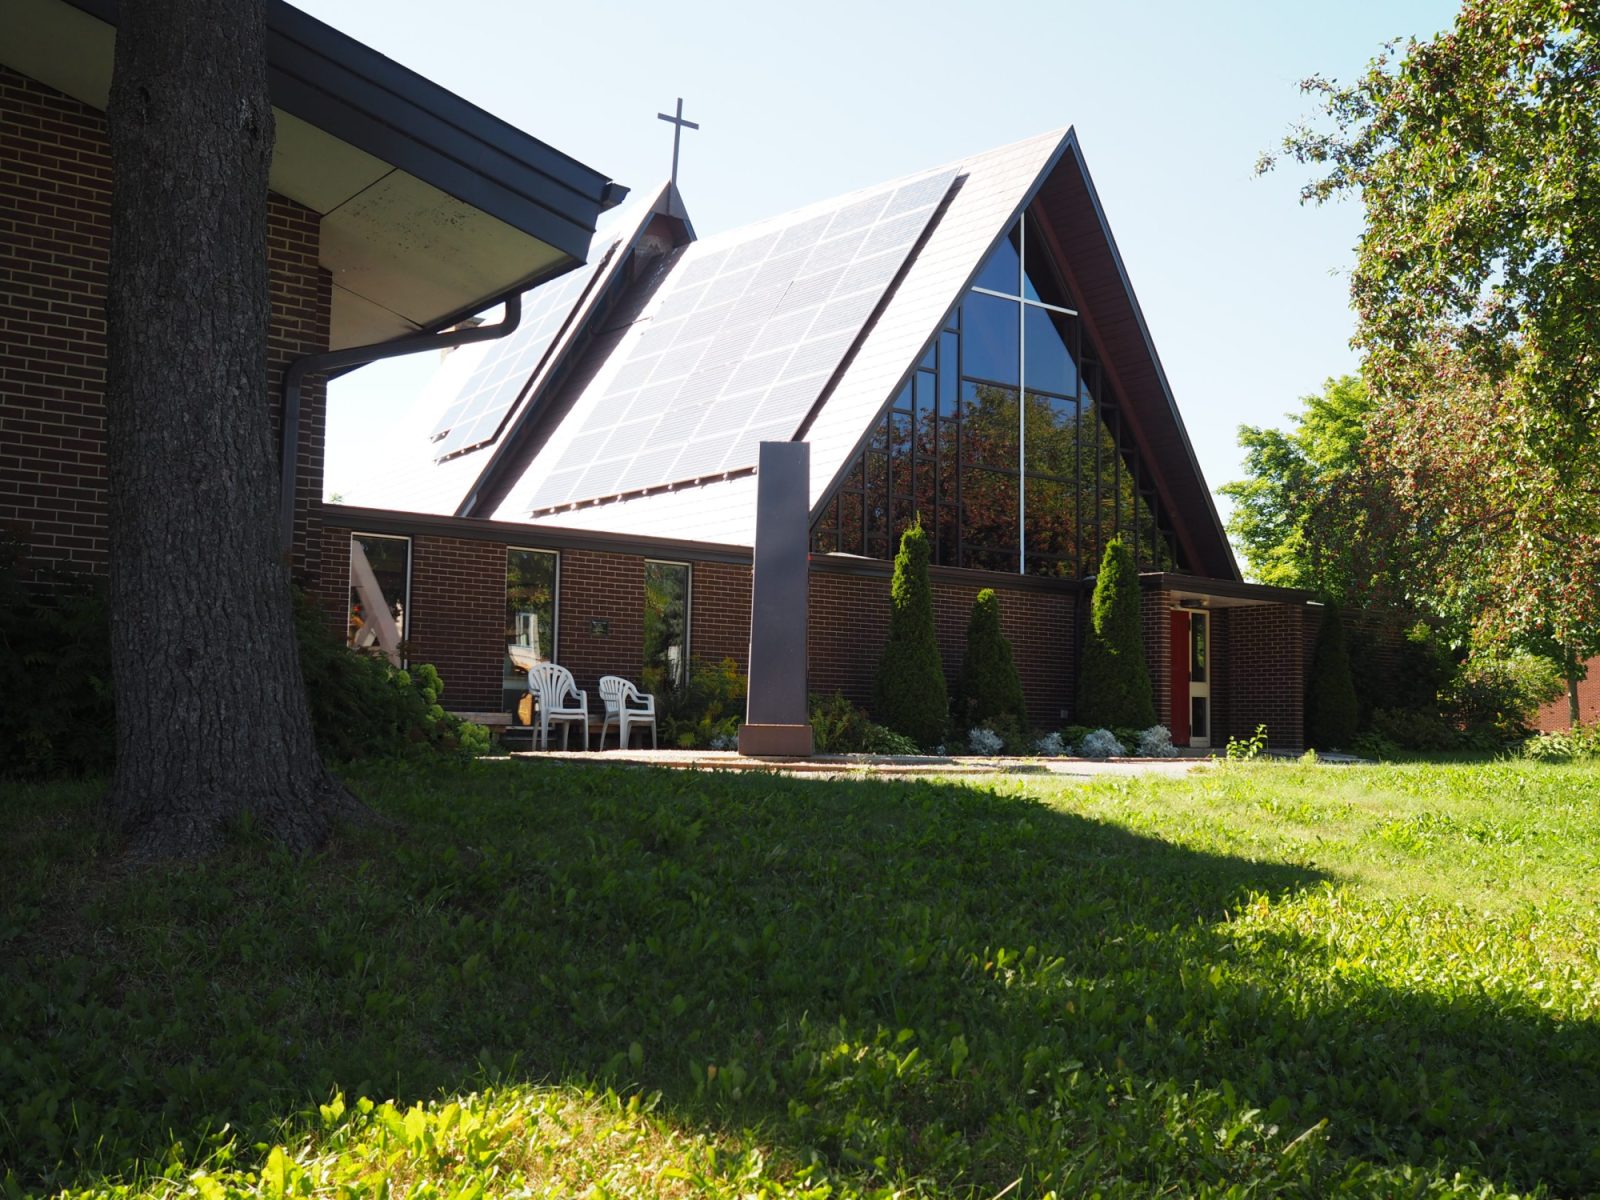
429;241;619;463
529;167;958;511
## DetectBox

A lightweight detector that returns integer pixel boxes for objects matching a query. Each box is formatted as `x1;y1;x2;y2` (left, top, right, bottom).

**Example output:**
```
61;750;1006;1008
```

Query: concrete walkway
500;746;1217;779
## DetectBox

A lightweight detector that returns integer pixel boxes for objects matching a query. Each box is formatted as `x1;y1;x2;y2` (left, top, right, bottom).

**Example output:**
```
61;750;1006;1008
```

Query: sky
311;0;1461;535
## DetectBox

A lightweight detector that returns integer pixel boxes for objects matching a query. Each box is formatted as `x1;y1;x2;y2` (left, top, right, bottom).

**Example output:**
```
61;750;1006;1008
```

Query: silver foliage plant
1077;729;1127;759
967;726;1005;756
1136;725;1177;757
1033;731;1067;757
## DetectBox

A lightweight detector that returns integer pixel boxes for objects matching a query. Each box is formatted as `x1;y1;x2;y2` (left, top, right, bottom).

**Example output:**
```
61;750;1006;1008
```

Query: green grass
2;759;1598;1198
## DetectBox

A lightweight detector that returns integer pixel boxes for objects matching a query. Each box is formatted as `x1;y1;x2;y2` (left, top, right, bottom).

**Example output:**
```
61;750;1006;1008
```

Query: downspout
278;293;524;552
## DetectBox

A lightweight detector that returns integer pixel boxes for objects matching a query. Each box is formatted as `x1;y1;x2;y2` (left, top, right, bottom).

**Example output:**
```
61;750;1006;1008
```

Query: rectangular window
505;547;559;712
643;560;691;695
348;533;410;667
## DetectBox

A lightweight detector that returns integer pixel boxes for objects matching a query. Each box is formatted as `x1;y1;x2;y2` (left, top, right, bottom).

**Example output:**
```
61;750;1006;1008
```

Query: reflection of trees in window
505;548;558;710
643;561;690;696
810;208;1181;575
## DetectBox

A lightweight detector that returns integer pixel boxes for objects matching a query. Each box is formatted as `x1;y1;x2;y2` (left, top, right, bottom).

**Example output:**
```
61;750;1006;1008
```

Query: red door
1169;610;1191;745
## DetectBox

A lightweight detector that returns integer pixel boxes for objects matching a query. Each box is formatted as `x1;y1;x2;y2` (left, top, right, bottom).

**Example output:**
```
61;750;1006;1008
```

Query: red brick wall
0;65;329;579
1140;588;1175;734
406;535;506;711
808;563;1076;730
1221;603;1307;750
1534;656;1600;732
691;560;754;668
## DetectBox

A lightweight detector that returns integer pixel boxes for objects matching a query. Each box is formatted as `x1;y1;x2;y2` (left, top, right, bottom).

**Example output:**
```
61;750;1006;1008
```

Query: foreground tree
1076;538;1155;730
106;0;351;856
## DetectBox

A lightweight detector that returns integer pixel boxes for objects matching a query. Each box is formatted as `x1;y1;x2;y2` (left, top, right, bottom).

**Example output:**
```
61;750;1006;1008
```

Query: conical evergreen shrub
1307;601;1358;749
1075;537;1155;729
960;588;1027;728
874;519;948;747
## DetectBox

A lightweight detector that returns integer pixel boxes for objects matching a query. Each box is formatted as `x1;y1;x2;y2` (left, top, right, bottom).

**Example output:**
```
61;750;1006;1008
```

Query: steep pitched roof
411;130;1239;580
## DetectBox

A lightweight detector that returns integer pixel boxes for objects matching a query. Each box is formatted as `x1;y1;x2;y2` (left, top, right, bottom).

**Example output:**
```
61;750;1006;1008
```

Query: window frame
347;531;412;668
642;558;692;695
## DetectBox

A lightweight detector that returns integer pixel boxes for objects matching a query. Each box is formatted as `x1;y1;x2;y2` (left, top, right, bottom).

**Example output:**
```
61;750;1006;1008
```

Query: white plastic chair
527;663;589;750
598;675;657;750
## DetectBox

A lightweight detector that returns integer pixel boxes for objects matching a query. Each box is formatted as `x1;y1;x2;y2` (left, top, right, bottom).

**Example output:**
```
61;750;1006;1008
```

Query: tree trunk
1570;670;1581;731
105;0;353;859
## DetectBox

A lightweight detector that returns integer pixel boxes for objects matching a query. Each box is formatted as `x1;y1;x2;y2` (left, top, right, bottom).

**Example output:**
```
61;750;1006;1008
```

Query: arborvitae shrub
1306;602;1359;749
1075;537;1155;729
960;588;1027;729
874;519;948;748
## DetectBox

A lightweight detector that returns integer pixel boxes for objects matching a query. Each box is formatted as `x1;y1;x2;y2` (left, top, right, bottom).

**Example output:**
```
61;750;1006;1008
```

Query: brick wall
0;64;329;579
1534;655;1600;732
1140;587;1175;734
1221;603;1306;750
808;563;1076;729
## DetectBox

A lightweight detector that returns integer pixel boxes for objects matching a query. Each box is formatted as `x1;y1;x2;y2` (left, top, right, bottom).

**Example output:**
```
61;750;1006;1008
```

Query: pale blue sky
309;0;1459;534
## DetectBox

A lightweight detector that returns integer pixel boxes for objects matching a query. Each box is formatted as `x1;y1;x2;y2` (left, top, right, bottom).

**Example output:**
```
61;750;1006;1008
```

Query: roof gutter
278;293;522;552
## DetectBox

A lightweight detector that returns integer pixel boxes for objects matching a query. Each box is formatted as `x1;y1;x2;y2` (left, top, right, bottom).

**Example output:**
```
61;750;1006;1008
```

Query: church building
326;130;1319;749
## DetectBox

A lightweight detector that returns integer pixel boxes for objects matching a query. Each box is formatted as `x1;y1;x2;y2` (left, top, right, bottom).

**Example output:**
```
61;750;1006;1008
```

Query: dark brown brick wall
1;64;330;579
808;563;1077;730
1140;588;1175;734
1220;603;1307;750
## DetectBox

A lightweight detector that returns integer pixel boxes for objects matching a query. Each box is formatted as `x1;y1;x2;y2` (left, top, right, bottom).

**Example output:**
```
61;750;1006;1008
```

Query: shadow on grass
2;761;1596;1195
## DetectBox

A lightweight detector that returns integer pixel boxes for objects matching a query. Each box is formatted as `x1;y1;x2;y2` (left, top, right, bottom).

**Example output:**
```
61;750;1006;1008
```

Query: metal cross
656;97;699;189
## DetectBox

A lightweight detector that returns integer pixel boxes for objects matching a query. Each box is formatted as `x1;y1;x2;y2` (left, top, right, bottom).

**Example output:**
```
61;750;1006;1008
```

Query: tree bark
105;0;353;859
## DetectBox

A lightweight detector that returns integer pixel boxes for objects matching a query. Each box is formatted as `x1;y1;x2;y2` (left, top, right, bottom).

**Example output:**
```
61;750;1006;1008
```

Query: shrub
1078;728;1127;759
1444;650;1564;743
1135;725;1177;757
967;726;1005;756
658;656;746;749
294;592;483;760
1034;731;1066;756
1368;705;1457;751
0;532;113;779
874;520;948;748
1522;723;1600;762
958;589;1027;729
808;692;917;755
1306;602;1358;750
1076;538;1155;729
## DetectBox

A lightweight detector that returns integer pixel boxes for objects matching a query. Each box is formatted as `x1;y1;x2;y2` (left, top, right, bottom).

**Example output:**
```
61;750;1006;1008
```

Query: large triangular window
810;210;1181;576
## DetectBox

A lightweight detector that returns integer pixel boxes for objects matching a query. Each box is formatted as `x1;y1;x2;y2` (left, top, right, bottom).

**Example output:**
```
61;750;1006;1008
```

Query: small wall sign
590;618;610;637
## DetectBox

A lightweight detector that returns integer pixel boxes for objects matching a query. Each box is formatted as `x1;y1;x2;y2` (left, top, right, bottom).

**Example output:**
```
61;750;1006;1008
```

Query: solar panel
428;239;619;463
530;166;958;511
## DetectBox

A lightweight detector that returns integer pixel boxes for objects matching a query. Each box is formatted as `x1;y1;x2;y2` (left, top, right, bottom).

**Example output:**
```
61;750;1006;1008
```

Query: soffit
1;0;619;350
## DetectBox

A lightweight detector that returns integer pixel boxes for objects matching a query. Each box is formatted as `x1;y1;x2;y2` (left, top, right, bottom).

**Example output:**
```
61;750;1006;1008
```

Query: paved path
502;746;1217;779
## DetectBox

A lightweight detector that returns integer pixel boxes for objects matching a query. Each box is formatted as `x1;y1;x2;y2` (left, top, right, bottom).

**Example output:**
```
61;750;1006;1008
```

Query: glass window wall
643;561;690;696
810;206;1179;576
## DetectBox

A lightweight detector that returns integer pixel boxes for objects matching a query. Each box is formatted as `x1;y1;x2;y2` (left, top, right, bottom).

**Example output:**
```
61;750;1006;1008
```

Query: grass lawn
3;759;1598;1198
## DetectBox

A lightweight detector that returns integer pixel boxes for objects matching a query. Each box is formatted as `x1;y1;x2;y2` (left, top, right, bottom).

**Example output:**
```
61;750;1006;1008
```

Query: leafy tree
105;0;353;856
959;589;1027;729
1268;2;1600;723
1076;537;1155;729
1221;375;1389;602
1306;603;1359;750
874;519;948;747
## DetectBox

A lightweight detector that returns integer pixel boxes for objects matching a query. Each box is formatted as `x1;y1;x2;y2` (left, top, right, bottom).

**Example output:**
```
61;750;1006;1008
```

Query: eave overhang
0;0;628;348
1030;132;1239;581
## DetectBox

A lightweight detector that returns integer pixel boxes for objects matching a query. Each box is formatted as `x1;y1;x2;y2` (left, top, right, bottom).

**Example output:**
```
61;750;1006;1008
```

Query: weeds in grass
3;760;1599;1198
